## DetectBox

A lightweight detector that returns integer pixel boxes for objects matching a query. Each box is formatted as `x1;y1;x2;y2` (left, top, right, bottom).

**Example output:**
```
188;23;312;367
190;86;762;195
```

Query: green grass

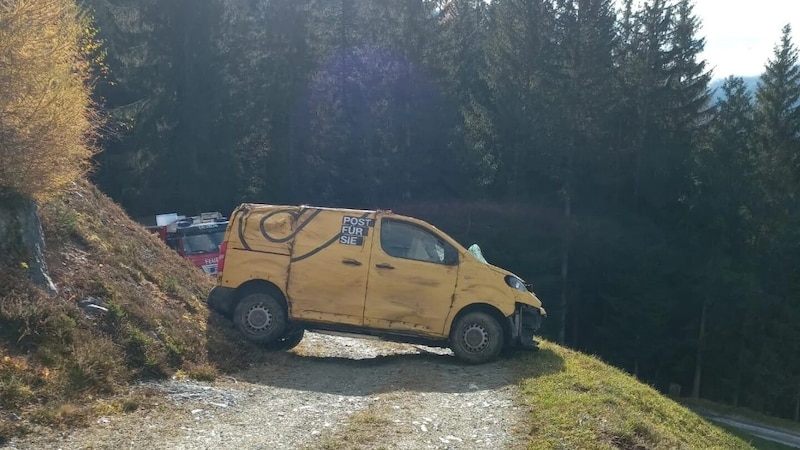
514;341;754;449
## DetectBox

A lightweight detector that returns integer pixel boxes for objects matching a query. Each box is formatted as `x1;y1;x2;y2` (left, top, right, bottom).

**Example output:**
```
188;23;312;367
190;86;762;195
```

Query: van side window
380;219;456;265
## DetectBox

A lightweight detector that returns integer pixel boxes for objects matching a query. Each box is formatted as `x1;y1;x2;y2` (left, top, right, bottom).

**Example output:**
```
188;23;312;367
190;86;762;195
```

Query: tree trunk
733;338;744;407
571;290;579;348
794;391;799;422
693;239;718;400
558;187;571;345
691;300;707;399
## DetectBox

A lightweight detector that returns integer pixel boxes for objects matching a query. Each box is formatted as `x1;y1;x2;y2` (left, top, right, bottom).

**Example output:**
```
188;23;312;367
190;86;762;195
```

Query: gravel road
5;332;530;450
700;412;800;448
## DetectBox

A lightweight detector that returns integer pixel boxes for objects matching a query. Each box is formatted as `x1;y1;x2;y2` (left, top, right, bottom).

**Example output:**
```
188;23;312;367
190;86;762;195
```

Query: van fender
444;302;512;342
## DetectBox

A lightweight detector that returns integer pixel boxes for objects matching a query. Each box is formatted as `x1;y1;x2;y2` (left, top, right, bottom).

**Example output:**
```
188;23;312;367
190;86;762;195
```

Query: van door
288;209;376;326
363;218;459;335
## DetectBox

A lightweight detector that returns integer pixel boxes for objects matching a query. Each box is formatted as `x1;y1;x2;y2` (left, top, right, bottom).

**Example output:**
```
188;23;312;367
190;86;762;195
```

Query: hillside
0;182;757;449
0;181;267;443
516;342;753;449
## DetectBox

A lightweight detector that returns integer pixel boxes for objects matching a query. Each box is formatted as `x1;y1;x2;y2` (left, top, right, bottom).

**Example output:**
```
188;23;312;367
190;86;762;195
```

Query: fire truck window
210;231;226;245
182;234;218;255
165;235;179;251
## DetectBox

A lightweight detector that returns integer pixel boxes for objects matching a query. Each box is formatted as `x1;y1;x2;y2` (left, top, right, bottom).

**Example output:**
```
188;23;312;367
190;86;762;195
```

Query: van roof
239;203;380;215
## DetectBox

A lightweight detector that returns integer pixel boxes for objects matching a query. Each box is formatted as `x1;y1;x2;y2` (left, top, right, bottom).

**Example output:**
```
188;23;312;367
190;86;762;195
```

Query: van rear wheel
450;311;503;364
233;292;287;344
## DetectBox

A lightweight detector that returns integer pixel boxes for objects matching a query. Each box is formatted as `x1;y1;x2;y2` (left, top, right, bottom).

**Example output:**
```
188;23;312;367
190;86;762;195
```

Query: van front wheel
450;311;504;364
233;292;287;344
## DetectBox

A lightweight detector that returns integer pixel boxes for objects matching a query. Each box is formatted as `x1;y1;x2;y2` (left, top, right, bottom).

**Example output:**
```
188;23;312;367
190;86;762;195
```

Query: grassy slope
515;341;753;449
0;180;266;442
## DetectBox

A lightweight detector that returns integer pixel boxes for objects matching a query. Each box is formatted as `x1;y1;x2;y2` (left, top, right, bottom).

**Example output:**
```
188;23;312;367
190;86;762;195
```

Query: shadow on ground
206;314;565;397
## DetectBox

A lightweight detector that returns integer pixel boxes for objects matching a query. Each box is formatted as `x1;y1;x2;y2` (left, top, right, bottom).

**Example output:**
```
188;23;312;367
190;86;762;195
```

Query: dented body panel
363;216;459;336
288;209;376;325
212;203;546;345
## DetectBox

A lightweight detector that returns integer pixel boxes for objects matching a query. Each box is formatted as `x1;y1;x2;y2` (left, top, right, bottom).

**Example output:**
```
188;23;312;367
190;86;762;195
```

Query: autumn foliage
0;0;100;200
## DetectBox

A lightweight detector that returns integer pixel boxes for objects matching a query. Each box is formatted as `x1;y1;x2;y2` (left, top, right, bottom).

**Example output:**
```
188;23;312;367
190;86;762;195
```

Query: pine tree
689;76;756;399
750;23;800;417
753;24;800;210
436;0;497;192
483;0;559;202
546;0;618;345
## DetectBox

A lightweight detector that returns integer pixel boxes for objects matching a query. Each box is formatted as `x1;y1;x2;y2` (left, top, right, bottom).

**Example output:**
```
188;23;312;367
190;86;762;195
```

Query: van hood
465;244;545;314
486;264;526;283
486;264;545;313
466;244;526;281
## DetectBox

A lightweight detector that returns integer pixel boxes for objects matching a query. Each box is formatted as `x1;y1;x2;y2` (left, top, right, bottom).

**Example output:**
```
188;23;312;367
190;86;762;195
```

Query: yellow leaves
0;0;102;200
19;261;28;270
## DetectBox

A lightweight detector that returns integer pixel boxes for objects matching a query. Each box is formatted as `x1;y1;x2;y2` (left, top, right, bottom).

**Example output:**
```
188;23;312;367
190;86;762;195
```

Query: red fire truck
144;212;229;275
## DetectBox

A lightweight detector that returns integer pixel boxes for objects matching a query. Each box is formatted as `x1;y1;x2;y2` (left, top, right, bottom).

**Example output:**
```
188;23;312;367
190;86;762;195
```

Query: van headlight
505;275;528;292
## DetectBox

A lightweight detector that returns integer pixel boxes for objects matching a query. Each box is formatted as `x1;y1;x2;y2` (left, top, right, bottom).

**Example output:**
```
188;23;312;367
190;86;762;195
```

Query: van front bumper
508;303;543;349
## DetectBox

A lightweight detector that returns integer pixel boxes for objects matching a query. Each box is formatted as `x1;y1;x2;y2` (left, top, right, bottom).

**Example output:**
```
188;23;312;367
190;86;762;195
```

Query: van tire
233;292;287;344
269;328;304;351
450;311;503;364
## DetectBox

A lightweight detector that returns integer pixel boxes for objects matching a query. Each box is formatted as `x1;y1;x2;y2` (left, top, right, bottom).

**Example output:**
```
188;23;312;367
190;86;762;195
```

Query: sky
692;0;800;80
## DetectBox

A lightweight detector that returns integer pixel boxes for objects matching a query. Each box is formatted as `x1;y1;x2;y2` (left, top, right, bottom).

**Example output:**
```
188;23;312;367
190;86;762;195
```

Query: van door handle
342;258;362;266
375;263;394;270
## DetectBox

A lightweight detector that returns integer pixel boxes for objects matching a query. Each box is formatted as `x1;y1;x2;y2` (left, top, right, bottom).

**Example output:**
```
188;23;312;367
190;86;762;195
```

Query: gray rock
78;297;108;317
0;197;57;295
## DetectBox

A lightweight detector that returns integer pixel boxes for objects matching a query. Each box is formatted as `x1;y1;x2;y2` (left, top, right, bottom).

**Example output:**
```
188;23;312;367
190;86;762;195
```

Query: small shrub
121;397;142;413
31;403;92;429
123;326;169;377
163;276;180;297
185;363;217;382
0;374;35;409
65;330;127;396
48;201;80;238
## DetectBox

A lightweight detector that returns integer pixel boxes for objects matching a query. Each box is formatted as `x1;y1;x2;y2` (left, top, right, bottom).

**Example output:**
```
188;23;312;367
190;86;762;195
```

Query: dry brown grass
314;406;394;450
0;180;268;443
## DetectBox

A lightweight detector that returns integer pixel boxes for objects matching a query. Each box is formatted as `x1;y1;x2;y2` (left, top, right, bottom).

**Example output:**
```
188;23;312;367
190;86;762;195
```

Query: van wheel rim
462;323;489;352
244;304;272;334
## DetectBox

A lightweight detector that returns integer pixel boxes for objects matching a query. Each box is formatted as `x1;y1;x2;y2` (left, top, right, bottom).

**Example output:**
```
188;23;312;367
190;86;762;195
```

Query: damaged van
206;204;546;364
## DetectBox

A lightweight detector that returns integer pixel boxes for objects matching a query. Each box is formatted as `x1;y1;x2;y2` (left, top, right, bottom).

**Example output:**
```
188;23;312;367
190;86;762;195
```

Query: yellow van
207;204;546;364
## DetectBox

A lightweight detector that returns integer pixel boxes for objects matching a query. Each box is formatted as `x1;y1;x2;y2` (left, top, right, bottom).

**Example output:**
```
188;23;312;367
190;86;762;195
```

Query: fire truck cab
144;212;229;275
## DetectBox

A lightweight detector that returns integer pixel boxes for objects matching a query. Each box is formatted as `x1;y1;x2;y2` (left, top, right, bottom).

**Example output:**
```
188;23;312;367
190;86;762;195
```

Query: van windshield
468;244;489;264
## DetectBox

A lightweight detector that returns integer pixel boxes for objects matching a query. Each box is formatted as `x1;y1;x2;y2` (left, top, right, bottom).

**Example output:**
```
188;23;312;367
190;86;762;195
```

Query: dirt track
6;332;530;449
699;412;800;449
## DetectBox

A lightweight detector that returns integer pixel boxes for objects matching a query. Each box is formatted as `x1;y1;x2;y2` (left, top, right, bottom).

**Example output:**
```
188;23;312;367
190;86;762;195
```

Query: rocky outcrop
0;195;57;295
